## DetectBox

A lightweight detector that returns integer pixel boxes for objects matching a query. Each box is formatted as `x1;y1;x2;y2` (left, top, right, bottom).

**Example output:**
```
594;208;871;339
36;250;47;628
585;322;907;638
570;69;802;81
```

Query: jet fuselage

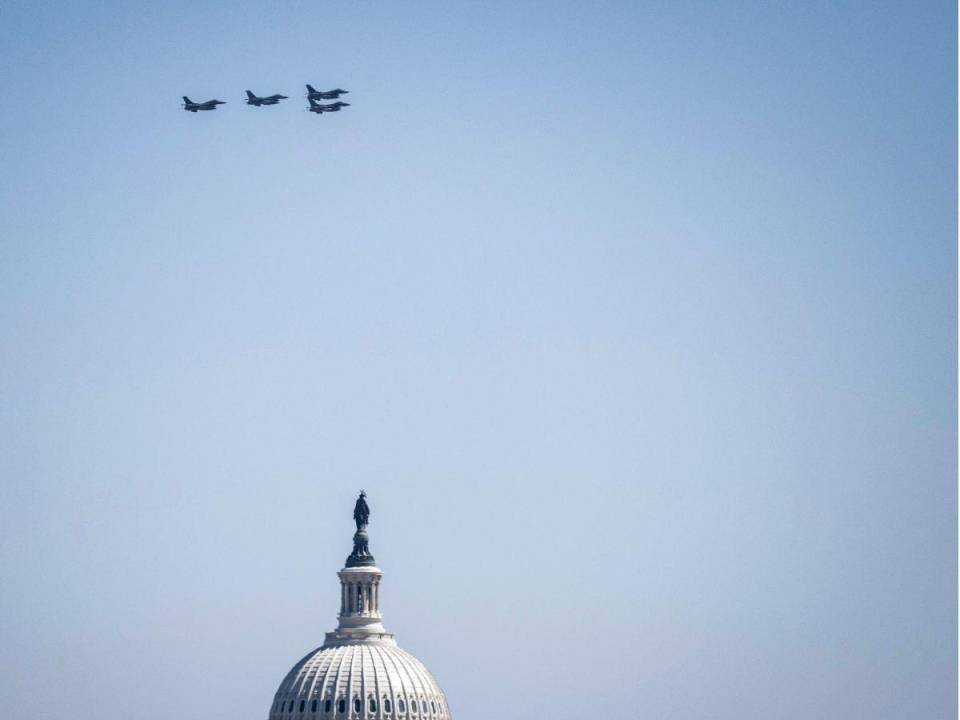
183;97;226;112
246;91;288;107
306;85;349;101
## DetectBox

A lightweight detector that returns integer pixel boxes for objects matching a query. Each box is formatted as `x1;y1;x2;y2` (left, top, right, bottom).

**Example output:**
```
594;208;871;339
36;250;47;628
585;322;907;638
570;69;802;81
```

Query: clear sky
0;2;956;719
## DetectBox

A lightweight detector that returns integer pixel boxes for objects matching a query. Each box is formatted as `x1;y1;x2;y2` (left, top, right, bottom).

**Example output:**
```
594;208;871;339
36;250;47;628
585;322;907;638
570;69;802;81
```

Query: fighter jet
306;84;349;100
182;96;226;112
245;90;288;107
308;98;350;114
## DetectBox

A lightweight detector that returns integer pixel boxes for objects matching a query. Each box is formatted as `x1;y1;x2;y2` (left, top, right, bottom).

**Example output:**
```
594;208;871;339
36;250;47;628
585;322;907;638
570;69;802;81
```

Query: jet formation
182;84;350;117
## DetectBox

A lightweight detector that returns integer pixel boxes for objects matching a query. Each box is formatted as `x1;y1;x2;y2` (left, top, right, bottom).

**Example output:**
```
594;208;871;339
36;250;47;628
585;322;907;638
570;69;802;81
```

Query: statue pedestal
345;527;376;567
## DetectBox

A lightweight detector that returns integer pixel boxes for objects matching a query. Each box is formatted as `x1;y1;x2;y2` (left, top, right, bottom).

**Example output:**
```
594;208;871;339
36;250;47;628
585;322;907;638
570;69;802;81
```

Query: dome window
431;701;436;714
324;699;332;714
337;698;346;714
384;697;392;713
421;701;427;713
369;697;378;713
311;700;318;713
289;701;295;712
353;697;362;713
300;701;306;713
398;698;406;713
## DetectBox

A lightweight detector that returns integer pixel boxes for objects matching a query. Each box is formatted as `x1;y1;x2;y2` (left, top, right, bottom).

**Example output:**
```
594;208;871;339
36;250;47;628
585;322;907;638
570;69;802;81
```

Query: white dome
268;494;452;720
269;644;450;720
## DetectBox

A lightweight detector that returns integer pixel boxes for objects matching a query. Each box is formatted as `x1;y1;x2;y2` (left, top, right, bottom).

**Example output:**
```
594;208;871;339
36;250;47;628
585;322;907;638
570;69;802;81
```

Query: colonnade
339;577;380;616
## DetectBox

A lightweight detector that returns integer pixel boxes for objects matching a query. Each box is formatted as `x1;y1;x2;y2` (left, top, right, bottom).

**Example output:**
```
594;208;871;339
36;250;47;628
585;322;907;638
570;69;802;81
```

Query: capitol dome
268;493;452;720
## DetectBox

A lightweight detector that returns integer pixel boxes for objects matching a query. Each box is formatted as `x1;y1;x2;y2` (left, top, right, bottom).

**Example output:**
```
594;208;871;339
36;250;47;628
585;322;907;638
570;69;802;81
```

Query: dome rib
371;645;396;709
304;652;323;702
391;646;420;703
365;645;380;711
318;648;338;703
378;644;411;707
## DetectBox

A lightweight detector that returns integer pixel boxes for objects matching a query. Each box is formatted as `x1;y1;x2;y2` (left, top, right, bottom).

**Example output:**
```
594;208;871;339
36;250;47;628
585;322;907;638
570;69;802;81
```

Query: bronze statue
346;491;375;568
353;491;370;530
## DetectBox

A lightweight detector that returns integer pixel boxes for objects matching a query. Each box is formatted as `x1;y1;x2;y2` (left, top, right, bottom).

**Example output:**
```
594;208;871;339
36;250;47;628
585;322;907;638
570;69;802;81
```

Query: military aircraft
306;84;349;100
245;90;288;107
182;96;226;112
308;98;350;114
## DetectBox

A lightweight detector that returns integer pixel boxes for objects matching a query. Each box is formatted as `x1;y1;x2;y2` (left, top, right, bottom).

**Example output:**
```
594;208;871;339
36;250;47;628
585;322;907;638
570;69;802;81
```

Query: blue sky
0;2;956;719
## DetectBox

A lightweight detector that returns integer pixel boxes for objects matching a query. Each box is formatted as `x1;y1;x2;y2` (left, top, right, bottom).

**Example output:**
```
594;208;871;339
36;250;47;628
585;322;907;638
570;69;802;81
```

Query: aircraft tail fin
246;90;255;100
182;96;191;104
306;84;317;93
